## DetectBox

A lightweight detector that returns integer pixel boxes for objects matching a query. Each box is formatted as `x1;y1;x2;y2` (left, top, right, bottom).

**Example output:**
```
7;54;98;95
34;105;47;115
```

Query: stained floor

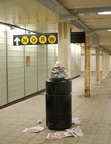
0;72;111;144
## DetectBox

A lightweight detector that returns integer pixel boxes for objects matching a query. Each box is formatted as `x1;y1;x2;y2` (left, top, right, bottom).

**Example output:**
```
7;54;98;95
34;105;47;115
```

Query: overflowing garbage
51;61;68;78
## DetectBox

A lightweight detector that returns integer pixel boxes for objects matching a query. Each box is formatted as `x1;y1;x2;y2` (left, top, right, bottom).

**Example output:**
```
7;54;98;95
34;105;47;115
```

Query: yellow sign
39;35;47;44
30;36;38;44
48;35;56;44
21;36;29;45
13;33;58;45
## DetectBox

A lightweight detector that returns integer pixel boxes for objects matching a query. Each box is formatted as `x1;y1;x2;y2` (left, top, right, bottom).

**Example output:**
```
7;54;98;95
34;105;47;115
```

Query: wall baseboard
0;89;45;109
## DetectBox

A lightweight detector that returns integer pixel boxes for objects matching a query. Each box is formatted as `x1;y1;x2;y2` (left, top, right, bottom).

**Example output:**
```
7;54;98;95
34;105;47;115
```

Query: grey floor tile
0;73;111;144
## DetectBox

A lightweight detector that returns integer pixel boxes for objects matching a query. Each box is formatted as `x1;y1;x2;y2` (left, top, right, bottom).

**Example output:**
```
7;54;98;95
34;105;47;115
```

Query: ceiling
56;0;111;51
0;0;111;52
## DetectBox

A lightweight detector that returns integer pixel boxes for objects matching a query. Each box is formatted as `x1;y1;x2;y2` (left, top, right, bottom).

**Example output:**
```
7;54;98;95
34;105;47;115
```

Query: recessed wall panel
25;45;37;96
47;44;55;79
71;44;81;78
0;30;7;106
7;32;24;102
38;45;47;91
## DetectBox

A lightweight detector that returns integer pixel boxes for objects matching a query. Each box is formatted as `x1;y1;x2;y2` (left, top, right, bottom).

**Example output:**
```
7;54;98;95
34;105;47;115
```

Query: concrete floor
0;72;111;144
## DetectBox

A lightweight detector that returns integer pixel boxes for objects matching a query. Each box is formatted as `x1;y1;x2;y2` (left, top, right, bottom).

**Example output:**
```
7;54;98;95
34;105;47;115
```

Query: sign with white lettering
13;33;58;46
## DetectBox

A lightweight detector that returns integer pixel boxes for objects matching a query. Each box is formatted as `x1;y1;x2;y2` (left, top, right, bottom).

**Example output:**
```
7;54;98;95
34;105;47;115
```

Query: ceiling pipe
36;0;111;54
36;0;96;34
36;1;98;37
91;45;111;54
0;20;41;34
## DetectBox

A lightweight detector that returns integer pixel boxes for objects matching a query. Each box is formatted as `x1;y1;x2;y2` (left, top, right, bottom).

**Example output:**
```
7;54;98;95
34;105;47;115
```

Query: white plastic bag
72;117;81;124
23;126;45;133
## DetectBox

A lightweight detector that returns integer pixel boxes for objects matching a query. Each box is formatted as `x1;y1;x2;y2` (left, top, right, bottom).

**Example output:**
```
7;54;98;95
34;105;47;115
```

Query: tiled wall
7;32;25;102
25;45;37;96
0;29;81;107
81;49;105;72
47;44;56;78
71;44;81;78
37;45;47;91
0;30;57;106
0;30;7;105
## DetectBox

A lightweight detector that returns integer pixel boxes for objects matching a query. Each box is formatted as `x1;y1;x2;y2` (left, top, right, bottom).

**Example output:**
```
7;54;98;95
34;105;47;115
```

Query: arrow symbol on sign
14;37;20;45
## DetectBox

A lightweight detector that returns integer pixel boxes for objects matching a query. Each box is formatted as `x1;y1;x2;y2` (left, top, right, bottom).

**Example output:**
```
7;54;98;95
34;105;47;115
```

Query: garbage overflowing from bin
51;61;68;78
46;61;72;130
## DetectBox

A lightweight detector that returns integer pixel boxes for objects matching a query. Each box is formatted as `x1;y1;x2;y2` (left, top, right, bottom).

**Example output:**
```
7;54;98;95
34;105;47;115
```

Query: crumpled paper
66;126;83;137
72;117;81;124
47;126;83;139
23;126;45;133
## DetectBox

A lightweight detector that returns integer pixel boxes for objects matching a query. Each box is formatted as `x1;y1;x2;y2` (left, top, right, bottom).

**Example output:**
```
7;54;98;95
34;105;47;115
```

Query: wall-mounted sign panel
13;33;58;46
13;32;85;46
71;32;85;43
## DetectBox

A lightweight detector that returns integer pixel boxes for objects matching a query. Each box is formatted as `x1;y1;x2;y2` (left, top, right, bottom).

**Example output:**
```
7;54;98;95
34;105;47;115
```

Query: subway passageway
0;73;111;144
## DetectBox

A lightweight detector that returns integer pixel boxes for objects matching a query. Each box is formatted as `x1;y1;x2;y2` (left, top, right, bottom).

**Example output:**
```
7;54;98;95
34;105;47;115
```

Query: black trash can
46;78;72;130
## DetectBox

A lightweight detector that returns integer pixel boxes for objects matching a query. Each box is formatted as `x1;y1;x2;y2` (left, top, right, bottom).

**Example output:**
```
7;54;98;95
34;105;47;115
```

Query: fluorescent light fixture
107;29;111;31
98;11;111;15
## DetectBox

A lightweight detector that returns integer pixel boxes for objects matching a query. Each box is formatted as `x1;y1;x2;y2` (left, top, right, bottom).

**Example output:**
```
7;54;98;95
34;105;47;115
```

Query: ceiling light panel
98;11;111;15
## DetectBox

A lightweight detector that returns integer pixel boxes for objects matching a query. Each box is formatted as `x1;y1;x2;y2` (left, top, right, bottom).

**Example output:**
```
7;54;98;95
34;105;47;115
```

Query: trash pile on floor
47;126;83;139
23;117;83;139
47;117;83;139
23;125;45;133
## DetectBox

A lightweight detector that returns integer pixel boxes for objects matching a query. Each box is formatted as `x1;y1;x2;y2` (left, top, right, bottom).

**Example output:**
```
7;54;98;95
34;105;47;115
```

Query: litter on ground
23;126;45;133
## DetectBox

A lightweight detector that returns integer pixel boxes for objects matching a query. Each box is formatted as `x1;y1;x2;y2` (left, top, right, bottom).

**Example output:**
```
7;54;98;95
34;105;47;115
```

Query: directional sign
13;33;58;46
21;36;29;45
14;37;20;46
30;36;38;44
39;35;47;44
48;35;57;44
